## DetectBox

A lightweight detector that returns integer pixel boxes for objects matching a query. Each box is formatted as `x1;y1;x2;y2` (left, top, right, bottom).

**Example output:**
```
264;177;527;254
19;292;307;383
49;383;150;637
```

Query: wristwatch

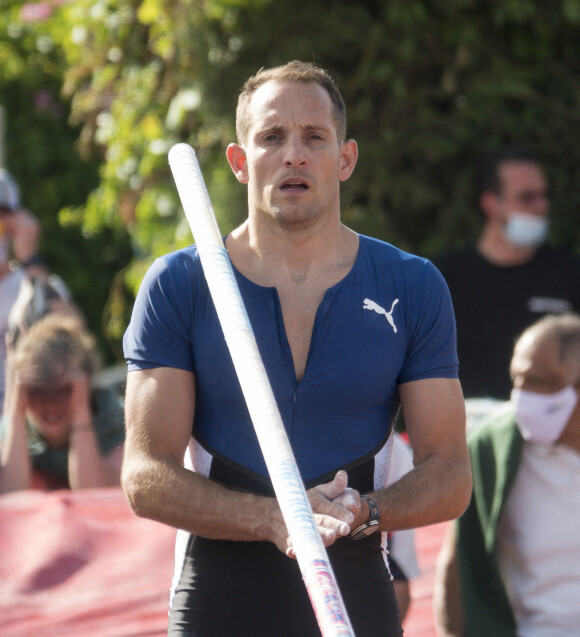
350;494;380;541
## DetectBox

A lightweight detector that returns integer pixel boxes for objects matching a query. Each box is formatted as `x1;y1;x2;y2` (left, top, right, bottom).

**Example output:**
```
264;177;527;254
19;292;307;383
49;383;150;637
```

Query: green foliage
0;0;132;363
2;0;580;360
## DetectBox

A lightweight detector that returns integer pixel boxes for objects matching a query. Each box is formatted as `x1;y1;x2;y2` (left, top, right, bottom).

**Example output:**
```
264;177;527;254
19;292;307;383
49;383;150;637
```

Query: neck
477;222;537;267
227;218;357;287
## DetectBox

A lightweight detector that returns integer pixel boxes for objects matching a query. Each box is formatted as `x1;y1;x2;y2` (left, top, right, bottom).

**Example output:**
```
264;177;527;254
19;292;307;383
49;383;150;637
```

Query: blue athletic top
123;234;458;483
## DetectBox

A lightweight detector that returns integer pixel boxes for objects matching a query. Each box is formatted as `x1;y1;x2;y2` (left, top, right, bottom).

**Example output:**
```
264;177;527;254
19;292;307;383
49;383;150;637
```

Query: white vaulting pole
168;143;355;637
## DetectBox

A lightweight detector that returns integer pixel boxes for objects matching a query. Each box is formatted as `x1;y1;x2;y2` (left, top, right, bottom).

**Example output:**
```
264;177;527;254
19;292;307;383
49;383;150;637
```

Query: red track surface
0;488;445;636
403;522;447;637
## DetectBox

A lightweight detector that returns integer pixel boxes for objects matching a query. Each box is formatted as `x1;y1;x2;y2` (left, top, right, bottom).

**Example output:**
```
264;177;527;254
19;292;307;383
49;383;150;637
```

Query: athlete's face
227;80;357;229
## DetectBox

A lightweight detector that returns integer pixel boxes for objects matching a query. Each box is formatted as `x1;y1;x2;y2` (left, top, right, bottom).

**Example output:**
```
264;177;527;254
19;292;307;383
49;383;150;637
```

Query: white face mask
511;386;578;444
503;211;549;248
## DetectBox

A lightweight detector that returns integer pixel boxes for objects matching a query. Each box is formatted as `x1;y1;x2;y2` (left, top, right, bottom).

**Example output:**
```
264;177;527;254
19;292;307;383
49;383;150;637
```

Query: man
0;168;44;412
433;147;580;400
122;61;471;636
434;313;580;637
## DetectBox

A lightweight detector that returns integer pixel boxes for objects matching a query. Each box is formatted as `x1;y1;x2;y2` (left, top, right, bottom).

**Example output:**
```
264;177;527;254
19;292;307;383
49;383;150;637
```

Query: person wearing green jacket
434;312;580;637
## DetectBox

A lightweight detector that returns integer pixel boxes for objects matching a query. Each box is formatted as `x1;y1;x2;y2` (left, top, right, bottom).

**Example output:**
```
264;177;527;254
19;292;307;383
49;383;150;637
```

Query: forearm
122;452;287;547
122;368;350;553
0;413;33;494
68;424;120;490
389;378;472;532
372;453;472;532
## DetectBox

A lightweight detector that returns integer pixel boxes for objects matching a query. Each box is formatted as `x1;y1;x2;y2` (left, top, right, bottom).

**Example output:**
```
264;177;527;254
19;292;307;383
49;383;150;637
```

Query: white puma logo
363;298;399;333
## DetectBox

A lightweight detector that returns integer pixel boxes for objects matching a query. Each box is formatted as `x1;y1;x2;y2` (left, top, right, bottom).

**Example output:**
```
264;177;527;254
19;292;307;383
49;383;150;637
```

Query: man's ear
338;139;358;182
226;143;249;184
480;191;501;220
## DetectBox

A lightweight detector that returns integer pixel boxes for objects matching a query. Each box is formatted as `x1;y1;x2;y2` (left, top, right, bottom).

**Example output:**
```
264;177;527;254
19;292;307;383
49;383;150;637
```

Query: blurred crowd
1;139;580;635
0;168;124;495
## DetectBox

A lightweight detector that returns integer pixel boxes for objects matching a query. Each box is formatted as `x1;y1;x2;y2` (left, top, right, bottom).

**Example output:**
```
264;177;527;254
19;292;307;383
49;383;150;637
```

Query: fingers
309;470;357;525
69;371;92;420
331;487;361;518
314;469;348;500
285;513;352;559
283;471;366;560
9;374;30;413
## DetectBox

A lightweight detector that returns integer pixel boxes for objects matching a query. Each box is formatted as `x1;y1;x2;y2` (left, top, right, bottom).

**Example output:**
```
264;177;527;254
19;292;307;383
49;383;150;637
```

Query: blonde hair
12;314;100;388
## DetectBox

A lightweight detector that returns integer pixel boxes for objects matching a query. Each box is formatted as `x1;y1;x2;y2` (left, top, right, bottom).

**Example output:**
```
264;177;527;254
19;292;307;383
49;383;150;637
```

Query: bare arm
67;373;122;490
121;367;353;555
0;376;33;494
370;378;472;532
433;523;464;636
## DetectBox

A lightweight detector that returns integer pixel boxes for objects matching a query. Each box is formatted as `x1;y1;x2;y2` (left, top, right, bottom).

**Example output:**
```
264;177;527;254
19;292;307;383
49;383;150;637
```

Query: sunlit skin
224;80;359;385
226;80;357;236
120;73;472;614
14;370;91;448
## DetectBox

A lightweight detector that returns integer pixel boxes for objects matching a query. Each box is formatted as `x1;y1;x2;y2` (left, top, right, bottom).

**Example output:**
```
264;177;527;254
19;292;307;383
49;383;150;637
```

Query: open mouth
280;179;309;191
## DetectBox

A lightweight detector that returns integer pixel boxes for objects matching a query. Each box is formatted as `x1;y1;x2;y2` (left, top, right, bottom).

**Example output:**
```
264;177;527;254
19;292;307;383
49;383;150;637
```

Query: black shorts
169;532;402;636
169;456;403;636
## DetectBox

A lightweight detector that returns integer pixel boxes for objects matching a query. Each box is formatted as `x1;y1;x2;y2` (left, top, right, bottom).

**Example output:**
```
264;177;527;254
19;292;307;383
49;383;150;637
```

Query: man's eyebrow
251;121;334;142
257;119;331;131
301;122;332;132
252;125;282;140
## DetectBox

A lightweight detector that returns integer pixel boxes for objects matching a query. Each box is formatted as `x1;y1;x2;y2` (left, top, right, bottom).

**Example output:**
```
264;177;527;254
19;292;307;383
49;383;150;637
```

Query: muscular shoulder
360;234;427;265
359;234;441;285
148;244;202;279
123;245;205;372
135;245;205;311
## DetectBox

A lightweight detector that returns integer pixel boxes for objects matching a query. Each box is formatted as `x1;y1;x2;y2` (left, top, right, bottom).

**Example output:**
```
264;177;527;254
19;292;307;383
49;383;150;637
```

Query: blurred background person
1;167;41;412
0;167;78;412
433;313;580;637
388;432;420;623
0;314;125;493
433;146;580;401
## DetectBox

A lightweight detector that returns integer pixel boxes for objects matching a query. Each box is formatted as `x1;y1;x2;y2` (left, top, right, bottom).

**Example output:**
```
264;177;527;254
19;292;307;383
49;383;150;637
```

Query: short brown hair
235;60;347;145
12;314;100;388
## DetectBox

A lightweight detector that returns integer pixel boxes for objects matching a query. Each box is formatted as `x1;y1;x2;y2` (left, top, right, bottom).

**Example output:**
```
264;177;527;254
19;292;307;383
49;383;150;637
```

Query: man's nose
284;138;307;167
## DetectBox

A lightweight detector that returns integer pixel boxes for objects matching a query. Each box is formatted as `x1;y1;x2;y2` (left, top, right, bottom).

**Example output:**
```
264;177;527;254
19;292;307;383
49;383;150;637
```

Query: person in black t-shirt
433;146;580;400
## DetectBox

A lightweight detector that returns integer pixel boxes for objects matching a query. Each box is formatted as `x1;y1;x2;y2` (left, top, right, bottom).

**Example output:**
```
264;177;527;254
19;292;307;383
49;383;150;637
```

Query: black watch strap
350;494;380;540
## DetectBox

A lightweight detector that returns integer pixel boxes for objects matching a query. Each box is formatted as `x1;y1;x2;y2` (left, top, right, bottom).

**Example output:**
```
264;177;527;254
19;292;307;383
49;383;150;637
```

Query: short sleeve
123;252;198;372
398;260;458;384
